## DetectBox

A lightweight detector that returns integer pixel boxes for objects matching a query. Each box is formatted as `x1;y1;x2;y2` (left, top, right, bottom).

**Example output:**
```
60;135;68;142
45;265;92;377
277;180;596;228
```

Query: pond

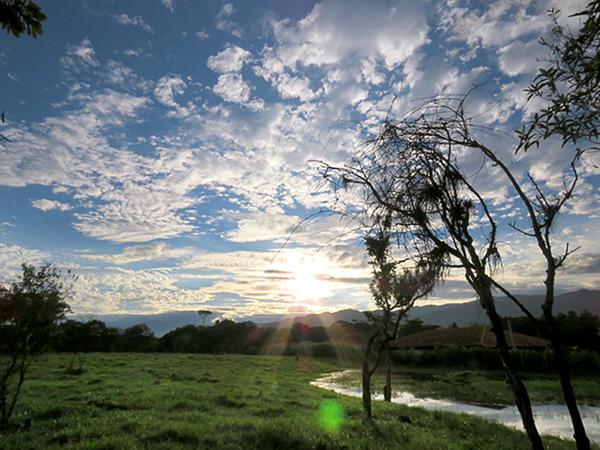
311;370;600;444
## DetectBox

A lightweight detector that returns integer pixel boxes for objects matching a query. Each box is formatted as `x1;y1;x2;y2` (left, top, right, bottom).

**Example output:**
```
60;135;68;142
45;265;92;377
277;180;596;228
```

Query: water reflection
311;370;600;443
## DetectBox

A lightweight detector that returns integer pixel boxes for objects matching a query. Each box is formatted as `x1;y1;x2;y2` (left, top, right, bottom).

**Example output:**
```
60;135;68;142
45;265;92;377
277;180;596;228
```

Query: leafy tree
115;324;156;352
158;325;208;353
0;0;46;38
54;319;119;352
288;322;311;344
0;1;47;142
360;217;438;420
0;263;73;430
320;110;545;446
519;0;600;152
320;4;600;435
556;311;600;350
197;310;212;327
396;318;438;337
307;326;329;343
504;311;600;351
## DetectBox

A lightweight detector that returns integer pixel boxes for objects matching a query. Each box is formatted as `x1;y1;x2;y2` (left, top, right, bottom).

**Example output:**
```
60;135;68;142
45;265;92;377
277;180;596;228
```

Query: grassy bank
0;353;586;449
332;366;600;407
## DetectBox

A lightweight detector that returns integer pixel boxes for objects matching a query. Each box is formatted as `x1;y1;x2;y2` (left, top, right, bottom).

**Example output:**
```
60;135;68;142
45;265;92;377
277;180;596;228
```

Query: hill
75;289;600;336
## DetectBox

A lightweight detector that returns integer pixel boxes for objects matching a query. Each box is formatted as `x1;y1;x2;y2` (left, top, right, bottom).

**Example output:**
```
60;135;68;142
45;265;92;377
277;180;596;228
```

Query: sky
1;0;599;318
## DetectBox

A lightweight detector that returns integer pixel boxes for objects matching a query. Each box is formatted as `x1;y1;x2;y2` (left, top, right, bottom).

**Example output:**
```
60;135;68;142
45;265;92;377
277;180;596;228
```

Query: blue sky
1;0;599;317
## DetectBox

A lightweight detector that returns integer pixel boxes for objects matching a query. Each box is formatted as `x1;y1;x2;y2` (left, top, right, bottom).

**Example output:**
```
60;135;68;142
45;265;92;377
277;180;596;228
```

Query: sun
280;251;334;305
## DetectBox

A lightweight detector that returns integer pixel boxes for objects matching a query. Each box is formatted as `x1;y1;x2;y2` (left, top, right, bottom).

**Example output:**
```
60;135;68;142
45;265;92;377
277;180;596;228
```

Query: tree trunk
481;289;544;450
362;360;372;421
551;336;590;449
543;311;590;449
541;269;590;450
383;347;392;402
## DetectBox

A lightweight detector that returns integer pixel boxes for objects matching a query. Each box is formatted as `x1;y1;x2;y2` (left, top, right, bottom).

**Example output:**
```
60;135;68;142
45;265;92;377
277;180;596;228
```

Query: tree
54;319;119;352
519;0;600;153
0;0;46;38
513;8;600;445
360;216;438;420
1;0;47;143
115;324;157;352
0;263;73;430
320;113;545;447
197;310;212;327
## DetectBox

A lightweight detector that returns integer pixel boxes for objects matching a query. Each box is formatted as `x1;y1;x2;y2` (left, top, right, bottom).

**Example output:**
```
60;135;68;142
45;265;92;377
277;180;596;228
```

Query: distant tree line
502;312;600;352
5;313;592;355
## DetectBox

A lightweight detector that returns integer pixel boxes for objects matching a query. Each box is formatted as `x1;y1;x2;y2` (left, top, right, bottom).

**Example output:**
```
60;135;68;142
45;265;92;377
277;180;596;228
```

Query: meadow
0;353;594;450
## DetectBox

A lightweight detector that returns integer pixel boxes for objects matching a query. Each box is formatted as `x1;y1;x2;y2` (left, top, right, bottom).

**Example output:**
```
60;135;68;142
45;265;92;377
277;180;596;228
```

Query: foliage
197;310;212;326
502;311;600;351
391;347;600;374
519;0;600;152
396;319;439;338
0;0;46;38
0;263;73;430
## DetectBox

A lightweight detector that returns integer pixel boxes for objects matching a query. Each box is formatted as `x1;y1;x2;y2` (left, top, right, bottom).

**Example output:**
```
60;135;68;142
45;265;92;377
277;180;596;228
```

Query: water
311;370;600;444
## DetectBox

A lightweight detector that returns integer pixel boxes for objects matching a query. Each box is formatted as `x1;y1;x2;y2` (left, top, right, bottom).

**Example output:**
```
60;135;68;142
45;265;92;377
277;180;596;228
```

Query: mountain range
75;289;600;336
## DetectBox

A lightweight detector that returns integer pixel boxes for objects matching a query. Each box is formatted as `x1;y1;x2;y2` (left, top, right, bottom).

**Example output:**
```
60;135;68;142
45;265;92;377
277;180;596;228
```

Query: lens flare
318;399;344;432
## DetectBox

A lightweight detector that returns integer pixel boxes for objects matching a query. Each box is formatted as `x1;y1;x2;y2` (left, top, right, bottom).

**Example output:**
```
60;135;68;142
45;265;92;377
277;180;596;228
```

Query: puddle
311;370;600;443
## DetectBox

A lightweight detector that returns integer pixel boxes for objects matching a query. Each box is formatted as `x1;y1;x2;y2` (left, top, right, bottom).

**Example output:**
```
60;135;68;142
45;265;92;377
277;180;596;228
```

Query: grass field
334;367;600;407
0;353;592;449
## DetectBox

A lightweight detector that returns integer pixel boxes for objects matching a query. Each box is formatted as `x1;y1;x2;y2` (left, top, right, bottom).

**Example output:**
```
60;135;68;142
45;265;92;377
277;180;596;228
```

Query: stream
311;370;600;444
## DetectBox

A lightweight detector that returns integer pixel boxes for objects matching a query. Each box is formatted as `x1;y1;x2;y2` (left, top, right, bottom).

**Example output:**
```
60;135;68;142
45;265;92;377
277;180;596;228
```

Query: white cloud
123;48;144;58
212;73;251;103
0;243;49;285
207;44;251;73
153;75;194;117
224;211;361;246
439;1;548;50
267;0;429;70
216;2;243;38
498;40;545;77
31;199;73;212
161;0;175;12
2;0;600;316
273;73;317;102
61;38;98;69
0;87;206;245
225;212;297;243
196;30;210;40
86;242;192;264
114;14;154;34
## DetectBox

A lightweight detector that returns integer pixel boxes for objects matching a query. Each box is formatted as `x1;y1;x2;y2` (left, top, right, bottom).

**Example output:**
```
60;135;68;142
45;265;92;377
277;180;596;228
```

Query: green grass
0;353;588;449
333;366;600;407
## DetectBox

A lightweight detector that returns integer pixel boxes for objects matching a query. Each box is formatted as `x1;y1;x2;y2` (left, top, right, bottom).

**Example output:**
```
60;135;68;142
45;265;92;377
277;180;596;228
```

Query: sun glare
280;252;334;306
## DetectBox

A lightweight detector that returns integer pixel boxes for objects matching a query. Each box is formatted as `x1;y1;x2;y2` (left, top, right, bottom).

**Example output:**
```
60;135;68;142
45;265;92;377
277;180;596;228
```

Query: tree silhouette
1;0;47;142
0;263;73;430
320;112;545;446
197;310;212;327
519;0;600;153
0;0;46;38
360;216;438;420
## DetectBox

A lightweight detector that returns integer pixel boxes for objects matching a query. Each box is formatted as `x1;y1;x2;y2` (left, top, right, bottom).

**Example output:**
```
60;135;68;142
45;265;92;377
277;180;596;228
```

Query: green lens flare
318;399;344;432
